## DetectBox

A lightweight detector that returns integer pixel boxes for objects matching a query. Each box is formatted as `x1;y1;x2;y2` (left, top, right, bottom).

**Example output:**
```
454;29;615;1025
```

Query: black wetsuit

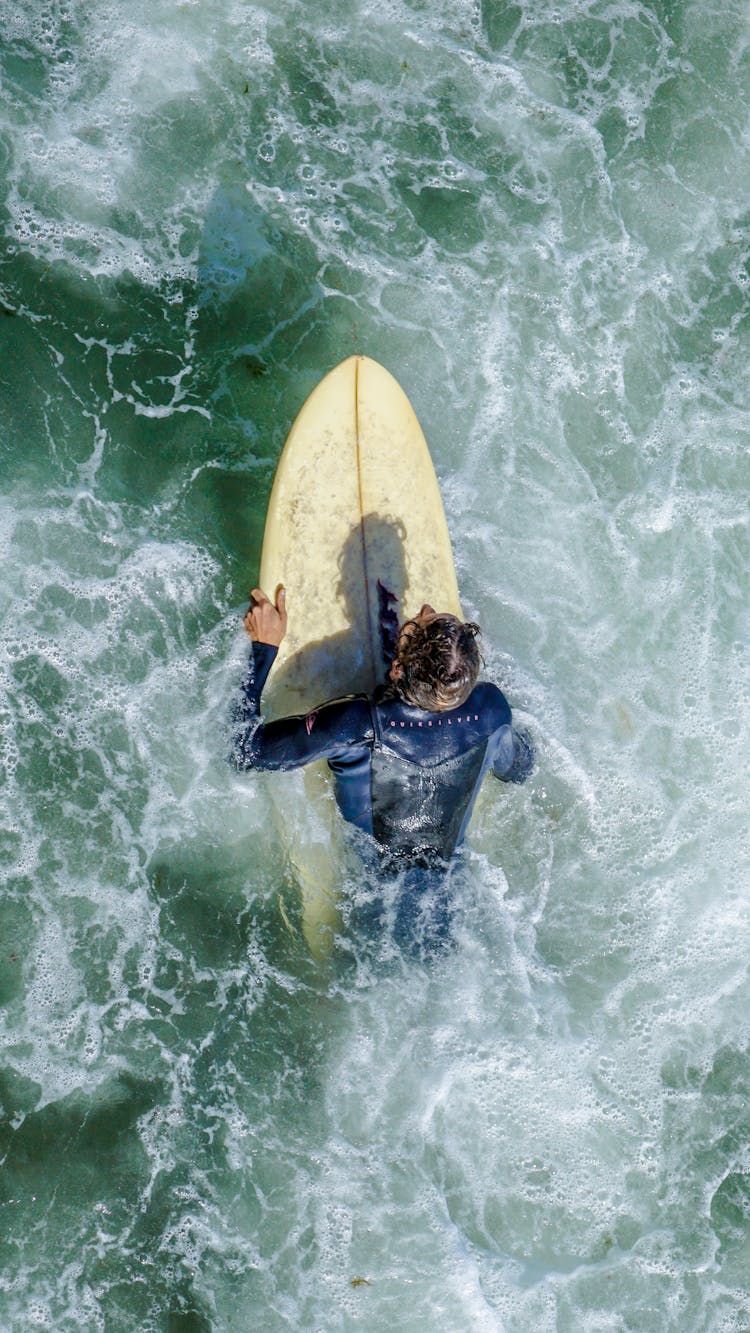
231;642;534;865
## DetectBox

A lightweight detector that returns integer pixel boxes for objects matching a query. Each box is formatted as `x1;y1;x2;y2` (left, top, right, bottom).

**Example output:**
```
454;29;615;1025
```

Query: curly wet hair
393;614;482;711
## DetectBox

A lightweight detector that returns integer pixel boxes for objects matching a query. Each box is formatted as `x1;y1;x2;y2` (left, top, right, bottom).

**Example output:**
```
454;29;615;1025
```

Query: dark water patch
480;1;523;53
0;1071;160;1218
711;1172;750;1257
167;1309;213;1333
400;183;485;253
0;894;35;1007
0;37;52;109
11;651;71;708
36;582;111;630
149;854;256;973
0;1063;41;1120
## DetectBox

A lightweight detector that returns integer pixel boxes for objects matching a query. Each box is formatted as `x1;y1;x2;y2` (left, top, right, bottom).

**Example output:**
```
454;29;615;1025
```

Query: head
389;604;482;711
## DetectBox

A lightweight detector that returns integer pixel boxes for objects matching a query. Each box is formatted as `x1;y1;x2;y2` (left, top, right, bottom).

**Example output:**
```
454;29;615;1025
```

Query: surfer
230;585;534;867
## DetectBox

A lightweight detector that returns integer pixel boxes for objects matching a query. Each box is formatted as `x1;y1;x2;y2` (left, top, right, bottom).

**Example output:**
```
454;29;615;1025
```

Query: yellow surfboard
258;355;462;954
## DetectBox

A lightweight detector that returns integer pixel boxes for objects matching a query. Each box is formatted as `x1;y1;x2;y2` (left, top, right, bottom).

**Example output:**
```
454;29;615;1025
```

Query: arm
491;724;535;784
239;698;374;772
477;682;535;786
229;584;374;772
231;646;373;772
229;637;276;768
229;584;285;765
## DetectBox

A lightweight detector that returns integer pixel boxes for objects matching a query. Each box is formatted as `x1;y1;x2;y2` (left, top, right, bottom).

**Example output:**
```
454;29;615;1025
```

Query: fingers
246;587;286;615
244;588;265;638
243;585;287;645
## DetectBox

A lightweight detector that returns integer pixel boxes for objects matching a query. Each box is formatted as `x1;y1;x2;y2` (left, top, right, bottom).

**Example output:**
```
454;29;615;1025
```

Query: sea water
1;0;749;1329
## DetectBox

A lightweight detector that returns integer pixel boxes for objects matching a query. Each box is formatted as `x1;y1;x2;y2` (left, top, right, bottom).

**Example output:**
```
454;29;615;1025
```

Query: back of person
368;683;513;861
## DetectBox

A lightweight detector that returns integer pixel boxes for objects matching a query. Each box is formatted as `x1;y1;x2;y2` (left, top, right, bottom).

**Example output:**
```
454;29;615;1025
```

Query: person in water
230;585;534;869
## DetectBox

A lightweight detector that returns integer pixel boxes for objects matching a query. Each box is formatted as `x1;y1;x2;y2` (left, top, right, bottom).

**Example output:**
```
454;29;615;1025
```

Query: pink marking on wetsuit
305;711;318;735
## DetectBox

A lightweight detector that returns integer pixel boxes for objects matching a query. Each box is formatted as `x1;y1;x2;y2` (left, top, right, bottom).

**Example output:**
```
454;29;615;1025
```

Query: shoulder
317;693;372;720
306;693;374;740
468;680;512;730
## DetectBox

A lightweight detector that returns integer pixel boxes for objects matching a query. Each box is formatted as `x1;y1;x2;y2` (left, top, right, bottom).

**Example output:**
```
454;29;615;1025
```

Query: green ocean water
1;0;750;1329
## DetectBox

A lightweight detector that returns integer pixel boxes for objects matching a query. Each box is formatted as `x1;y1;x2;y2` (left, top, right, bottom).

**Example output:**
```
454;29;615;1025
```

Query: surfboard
258;354;462;954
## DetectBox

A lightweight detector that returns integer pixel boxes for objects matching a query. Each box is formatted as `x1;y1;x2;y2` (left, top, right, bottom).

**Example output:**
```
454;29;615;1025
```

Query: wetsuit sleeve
230;642;374;773
492;726;535;784
233;641;278;729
